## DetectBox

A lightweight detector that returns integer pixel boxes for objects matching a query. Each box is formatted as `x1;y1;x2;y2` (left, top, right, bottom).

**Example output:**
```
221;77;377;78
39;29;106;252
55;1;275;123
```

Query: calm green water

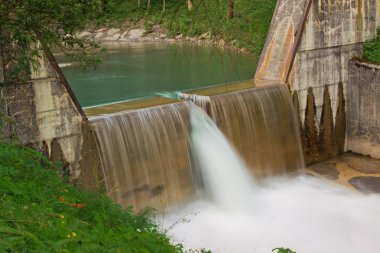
60;42;257;107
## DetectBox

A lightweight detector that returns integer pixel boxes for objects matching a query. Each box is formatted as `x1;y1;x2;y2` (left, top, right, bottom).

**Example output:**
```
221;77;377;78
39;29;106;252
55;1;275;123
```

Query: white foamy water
160;107;380;253
58;63;72;68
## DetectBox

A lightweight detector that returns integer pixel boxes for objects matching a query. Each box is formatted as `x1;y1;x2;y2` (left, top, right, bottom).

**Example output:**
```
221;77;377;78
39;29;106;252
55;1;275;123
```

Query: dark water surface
60;42;257;107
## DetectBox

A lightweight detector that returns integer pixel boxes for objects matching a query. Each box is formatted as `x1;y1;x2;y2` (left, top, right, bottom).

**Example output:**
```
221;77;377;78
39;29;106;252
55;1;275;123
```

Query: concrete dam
1;4;380;250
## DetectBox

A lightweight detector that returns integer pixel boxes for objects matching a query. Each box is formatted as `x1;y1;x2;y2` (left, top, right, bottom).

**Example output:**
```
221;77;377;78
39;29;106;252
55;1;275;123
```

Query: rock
120;31;130;40
94;32;104;40
128;29;146;40
175;34;183;40
219;39;225;46
160;34;167;39
96;27;108;33
106;28;121;36
137;37;150;42
199;32;211;40
77;31;91;38
104;33;121;41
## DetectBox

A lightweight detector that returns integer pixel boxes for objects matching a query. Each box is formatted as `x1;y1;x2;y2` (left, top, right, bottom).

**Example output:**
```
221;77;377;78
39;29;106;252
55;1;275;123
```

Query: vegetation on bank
94;0;276;56
0;143;209;253
0;0;101;80
362;27;380;64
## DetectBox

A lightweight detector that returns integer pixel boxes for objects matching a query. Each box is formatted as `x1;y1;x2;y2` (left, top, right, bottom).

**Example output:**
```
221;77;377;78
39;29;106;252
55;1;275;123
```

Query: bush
0;143;185;252
362;27;380;64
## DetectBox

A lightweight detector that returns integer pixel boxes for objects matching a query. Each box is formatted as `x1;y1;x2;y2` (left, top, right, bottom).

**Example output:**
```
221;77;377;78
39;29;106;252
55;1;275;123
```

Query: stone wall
0;47;102;182
347;60;380;159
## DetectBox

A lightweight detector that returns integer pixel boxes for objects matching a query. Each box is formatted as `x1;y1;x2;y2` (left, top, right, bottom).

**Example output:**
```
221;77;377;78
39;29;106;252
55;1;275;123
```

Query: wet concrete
307;152;380;193
84;80;255;116
349;177;380;193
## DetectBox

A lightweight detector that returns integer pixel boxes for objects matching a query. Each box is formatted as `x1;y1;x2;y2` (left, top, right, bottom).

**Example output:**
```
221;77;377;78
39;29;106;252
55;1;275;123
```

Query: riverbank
78;24;250;54
0;143;208;252
87;0;277;56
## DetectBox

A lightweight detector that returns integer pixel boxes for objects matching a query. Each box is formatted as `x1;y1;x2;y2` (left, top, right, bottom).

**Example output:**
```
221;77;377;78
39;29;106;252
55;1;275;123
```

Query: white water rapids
160;107;380;253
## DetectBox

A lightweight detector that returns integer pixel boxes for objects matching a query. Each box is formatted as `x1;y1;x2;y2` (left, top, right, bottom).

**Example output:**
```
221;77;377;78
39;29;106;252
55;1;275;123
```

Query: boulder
106;28;121;36
128;29;146;40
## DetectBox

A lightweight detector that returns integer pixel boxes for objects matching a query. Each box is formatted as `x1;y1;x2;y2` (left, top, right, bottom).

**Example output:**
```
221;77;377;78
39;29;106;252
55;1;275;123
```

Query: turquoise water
60;42;257;107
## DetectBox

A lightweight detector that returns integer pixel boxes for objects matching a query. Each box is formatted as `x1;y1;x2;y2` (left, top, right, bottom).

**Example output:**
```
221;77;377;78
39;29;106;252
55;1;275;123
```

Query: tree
0;0;100;81
227;0;234;20
100;0;108;13
187;0;193;10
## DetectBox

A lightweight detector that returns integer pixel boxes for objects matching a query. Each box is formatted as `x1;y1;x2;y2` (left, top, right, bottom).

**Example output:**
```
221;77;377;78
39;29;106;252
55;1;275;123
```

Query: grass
362;28;380;64
94;0;276;57
0;143;209;253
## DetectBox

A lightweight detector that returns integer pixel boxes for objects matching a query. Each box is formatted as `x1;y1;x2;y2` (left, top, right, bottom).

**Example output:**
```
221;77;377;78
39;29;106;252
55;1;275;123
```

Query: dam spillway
89;84;304;209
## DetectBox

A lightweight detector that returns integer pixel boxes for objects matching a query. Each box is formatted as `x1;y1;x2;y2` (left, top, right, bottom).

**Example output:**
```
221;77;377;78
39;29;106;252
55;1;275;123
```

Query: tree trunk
100;0;108;13
162;0;166;12
138;0;141;8
147;0;151;9
187;0;193;10
227;0;234;20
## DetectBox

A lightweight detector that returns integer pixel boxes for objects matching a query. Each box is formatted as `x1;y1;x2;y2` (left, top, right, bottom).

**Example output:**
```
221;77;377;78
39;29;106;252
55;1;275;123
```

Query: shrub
0;143;185;252
362;27;380;64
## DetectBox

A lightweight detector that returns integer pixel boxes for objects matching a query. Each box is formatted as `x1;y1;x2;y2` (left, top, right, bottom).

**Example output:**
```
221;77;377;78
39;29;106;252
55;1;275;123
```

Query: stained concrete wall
347;60;380;159
290;0;378;124
255;0;311;85
256;0;379;163
0;47;102;181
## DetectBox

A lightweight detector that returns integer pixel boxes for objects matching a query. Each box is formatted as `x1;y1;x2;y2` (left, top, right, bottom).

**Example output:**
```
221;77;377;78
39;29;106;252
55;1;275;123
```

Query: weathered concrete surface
291;44;362;124
289;0;377;125
0;48;101;180
347;60;380;159
307;152;380;192
30;55;83;177
256;0;379;163
255;0;312;84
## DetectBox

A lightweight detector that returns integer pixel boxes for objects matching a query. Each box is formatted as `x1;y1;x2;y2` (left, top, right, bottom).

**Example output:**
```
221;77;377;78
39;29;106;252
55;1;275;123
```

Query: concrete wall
255;0;311;85
290;0;378;124
0;47;101;181
347;60;380;159
256;0;379;163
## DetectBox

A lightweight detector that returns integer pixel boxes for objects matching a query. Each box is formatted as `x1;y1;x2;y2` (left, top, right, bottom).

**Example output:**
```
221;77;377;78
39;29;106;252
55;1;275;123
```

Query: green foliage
0;143;190;252
95;0;276;57
363;28;380;64
273;248;296;253
0;0;101;81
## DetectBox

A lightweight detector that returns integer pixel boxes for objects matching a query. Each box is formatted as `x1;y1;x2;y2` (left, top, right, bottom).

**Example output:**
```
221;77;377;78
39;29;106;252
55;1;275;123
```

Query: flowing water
90;83;380;253
90;102;195;210
90;84;302;209
161;103;380;253
60;42;256;107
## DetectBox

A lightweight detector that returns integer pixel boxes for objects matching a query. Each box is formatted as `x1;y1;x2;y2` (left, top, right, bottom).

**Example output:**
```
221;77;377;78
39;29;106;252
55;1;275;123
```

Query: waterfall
89;84;304;209
209;84;304;177
90;102;195;210
162;98;380;253
190;106;255;212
